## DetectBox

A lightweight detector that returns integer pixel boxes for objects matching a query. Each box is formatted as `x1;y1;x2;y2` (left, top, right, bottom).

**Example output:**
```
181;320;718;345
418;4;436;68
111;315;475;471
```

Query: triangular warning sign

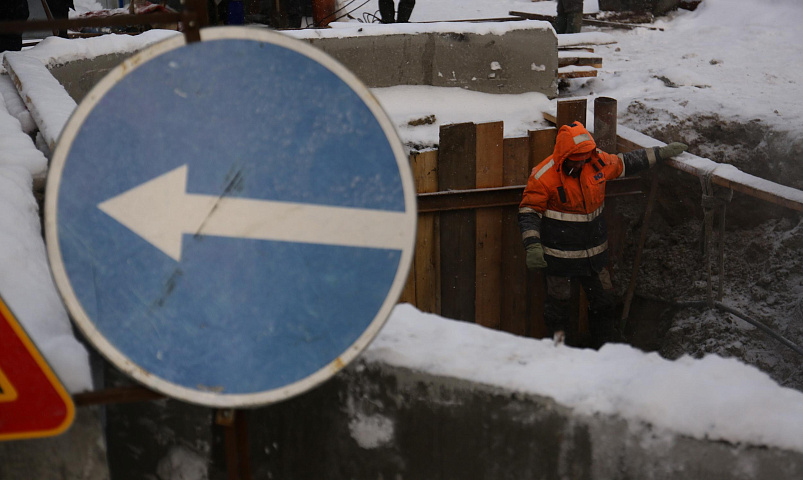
0;295;74;441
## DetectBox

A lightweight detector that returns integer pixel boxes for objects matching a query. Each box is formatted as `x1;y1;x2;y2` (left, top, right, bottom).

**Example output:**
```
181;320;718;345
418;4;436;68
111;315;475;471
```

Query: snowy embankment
2;12;803;454
378;305;803;453
0;32;180;394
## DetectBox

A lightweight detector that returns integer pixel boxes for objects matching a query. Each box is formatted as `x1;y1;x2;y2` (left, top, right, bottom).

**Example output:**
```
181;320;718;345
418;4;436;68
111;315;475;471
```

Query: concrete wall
48;53;135;104
46;23;559;104
0;407;110;480
288;23;559;97
99;359;803;480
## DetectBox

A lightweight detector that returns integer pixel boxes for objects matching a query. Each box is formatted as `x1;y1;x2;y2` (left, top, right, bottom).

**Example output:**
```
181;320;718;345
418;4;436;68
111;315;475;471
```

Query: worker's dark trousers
555;0;583;34
544;270;619;347
378;0;415;23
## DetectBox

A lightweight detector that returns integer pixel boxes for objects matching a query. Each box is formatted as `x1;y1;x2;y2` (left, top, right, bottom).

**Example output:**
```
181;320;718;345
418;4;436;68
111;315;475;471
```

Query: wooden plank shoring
439;123;477;323
526;129;558;338
475;122;504;329
412;150;440;314
556;98;588;129
501;137;531;336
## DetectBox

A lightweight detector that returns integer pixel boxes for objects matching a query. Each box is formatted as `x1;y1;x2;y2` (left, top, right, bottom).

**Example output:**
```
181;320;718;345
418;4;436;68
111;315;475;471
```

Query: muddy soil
609;112;803;392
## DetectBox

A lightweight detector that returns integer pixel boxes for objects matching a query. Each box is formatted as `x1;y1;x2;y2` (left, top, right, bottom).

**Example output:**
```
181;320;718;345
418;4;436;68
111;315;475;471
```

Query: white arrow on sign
98;165;410;262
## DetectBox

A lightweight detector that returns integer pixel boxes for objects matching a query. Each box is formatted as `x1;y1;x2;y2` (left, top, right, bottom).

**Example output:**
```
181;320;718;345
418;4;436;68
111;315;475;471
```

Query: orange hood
552;122;597;165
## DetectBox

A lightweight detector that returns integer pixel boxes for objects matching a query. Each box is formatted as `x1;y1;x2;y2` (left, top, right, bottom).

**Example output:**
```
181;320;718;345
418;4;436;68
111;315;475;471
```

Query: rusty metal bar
73;385;164;406
547;109;803;213
217;409;253;480
620;171;660;325
417;177;643;213
594;97;617;154
418;185;524;213
183;0;207;43
0;14;186;34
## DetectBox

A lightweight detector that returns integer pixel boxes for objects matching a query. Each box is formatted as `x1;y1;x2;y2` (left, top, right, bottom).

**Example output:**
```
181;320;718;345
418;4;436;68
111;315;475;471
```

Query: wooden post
439;123;477;323
556;98;587;129
474;122;504;329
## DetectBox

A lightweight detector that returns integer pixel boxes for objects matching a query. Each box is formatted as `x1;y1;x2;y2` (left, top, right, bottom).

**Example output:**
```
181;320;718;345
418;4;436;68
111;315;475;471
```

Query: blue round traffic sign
45;27;416;407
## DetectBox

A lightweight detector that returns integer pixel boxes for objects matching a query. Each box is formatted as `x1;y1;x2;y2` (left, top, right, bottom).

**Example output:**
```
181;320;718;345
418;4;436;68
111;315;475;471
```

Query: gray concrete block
0;407;110;480
103;359;803;479
287;21;559;97
48;53;134;104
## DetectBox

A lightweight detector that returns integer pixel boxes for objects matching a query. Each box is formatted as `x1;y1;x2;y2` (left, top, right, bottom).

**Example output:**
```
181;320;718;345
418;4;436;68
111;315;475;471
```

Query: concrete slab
287;21;559;96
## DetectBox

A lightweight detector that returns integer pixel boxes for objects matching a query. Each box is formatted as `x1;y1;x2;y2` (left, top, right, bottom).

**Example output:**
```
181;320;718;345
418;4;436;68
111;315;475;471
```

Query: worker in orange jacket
519;121;687;347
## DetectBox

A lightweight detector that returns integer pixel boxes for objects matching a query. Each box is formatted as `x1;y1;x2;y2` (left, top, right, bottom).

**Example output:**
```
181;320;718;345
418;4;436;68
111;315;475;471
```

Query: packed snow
1;0;802;453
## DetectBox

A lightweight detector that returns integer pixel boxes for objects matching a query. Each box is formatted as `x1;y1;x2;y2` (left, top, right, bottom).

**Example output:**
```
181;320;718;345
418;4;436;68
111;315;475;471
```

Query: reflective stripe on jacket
518;122;661;276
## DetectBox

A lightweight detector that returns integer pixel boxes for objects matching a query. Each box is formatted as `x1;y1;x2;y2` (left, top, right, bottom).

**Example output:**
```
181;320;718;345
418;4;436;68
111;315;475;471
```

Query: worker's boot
589;307;624;350
396;0;415;22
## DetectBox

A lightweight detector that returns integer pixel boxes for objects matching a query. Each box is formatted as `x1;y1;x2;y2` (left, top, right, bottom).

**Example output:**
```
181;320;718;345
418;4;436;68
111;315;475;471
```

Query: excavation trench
615;115;803;392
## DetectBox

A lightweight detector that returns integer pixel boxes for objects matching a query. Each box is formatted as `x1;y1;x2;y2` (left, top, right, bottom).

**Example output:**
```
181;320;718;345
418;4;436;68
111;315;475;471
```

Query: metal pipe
594;97;618;154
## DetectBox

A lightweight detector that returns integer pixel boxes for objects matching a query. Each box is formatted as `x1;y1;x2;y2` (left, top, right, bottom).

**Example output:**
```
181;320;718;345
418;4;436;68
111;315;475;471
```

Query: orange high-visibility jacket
519;122;661;276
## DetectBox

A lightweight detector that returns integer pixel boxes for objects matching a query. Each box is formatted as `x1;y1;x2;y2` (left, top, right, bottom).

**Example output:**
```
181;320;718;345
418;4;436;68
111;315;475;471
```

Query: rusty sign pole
182;0;207;43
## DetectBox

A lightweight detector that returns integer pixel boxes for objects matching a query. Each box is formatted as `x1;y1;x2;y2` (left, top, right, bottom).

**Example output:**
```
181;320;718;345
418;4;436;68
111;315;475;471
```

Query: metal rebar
620;170;659;327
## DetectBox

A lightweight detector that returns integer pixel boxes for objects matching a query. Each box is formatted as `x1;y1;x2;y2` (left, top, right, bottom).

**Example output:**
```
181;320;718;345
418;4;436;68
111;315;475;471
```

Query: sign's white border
45;27;417;408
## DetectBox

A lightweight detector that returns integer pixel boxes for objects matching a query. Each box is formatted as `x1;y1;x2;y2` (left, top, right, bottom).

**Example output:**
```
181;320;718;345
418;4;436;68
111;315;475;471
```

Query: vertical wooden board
525;130;556;338
439;123;476;323
474;123;504;329
528;128;557;171
475;123;504;188
500;137;530;336
411;150;440;314
399;265;416;305
503;137;530;186
556;98;588;128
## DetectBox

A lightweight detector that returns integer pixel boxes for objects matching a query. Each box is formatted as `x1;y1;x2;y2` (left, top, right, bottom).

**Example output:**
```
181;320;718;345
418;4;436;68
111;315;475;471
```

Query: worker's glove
658;142;688;160
525;243;547;270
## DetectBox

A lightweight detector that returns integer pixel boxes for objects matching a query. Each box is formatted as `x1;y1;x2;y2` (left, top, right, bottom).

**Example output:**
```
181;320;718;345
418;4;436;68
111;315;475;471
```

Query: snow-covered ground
1;0;802;453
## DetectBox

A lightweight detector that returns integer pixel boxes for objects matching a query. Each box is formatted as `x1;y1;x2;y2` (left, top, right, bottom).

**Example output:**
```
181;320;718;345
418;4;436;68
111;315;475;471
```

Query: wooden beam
558;68;598;79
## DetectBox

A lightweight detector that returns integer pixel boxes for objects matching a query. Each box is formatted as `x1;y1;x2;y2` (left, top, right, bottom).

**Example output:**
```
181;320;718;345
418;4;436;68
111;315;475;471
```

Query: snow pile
566;0;803;133
373;86;551;148
3;53;76;150
2;30;179;74
371;304;803;452
0;160;91;393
